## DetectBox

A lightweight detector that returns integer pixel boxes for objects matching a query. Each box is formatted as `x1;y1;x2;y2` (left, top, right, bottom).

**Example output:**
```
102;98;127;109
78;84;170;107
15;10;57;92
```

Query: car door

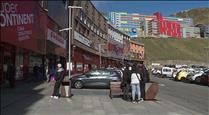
96;70;111;87
84;70;100;87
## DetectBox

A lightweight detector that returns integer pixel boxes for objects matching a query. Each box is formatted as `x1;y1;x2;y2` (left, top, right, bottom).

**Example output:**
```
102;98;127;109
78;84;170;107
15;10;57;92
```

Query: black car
70;69;122;89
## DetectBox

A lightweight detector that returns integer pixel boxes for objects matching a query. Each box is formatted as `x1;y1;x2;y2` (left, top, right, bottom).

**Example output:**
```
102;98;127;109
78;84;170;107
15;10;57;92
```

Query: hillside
174;8;209;25
137;38;209;63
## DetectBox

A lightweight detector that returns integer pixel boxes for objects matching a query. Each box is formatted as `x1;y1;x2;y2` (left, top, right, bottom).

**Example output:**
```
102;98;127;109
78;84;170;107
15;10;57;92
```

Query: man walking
121;64;131;101
138;62;149;100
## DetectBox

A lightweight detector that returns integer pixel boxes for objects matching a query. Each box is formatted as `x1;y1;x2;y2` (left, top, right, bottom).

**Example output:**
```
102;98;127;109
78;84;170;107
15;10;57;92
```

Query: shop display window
15;50;23;80
76;62;83;72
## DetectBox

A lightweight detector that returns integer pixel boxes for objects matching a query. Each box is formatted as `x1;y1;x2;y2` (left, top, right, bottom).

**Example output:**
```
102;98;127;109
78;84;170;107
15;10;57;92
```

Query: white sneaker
50;96;54;98
53;96;59;99
137;99;143;103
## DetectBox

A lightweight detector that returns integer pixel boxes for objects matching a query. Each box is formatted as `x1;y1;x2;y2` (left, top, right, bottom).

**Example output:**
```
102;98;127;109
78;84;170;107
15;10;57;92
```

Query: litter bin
109;81;122;99
61;80;70;97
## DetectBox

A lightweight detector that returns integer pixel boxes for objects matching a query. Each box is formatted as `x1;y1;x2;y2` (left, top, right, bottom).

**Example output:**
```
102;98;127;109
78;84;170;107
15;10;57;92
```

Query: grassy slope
139;38;209;62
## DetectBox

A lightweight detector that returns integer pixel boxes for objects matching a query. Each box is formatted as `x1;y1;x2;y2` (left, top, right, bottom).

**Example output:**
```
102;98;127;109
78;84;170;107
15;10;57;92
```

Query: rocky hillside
174;8;209;25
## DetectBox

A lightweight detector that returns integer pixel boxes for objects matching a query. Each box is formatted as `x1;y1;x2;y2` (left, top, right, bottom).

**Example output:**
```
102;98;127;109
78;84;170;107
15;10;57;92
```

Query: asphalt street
151;76;209;115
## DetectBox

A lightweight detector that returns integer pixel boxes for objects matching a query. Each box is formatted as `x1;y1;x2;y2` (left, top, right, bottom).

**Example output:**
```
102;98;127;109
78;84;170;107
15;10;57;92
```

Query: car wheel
180;77;186;82
195;77;201;84
74;81;83;89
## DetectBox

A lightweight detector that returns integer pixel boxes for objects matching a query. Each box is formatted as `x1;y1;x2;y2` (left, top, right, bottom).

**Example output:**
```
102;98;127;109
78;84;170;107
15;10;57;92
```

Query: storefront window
29;53;42;74
15;49;24;80
92;64;97;69
84;64;89;73
76;62;83;72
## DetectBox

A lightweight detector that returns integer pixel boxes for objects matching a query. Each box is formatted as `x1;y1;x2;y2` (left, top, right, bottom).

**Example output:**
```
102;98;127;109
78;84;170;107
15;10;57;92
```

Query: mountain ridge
173;7;209;25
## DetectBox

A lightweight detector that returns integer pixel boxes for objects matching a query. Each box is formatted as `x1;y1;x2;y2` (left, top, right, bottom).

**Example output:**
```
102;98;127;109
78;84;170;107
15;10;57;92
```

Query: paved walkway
1;82;204;115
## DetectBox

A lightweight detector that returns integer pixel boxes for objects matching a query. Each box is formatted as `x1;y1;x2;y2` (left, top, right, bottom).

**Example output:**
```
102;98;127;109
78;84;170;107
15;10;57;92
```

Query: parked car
70;69;122;89
175;70;188;81
161;67;175;78
187;71;204;83
195;70;209;85
151;68;161;77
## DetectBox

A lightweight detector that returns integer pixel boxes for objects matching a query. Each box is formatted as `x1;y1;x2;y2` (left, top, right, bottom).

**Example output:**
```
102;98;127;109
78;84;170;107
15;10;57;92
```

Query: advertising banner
47;28;66;49
1;1;46;54
47;17;67;58
107;39;123;59
123;38;130;60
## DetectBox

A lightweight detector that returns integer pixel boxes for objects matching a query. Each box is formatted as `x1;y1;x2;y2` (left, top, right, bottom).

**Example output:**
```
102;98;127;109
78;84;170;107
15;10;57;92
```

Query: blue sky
92;1;209;16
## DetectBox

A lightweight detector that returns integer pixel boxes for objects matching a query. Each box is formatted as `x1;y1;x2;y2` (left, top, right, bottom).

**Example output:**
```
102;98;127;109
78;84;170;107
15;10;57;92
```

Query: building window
84;18;87;24
91;25;94;31
87;20;90;28
94;27;97;33
80;12;83;21
97;30;99;35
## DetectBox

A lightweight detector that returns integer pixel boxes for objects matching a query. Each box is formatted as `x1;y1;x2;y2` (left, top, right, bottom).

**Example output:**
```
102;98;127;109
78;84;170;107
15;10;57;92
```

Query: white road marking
159;84;165;86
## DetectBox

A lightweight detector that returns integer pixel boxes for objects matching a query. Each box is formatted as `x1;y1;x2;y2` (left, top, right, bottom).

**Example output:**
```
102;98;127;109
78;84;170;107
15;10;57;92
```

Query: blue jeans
131;83;141;101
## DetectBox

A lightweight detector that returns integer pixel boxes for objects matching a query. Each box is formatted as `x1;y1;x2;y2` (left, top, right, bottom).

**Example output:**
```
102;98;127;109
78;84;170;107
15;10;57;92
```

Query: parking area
151;64;209;86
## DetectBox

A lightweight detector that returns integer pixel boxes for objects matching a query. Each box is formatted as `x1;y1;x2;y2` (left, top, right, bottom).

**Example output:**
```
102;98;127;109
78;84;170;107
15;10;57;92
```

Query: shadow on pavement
1;81;48;115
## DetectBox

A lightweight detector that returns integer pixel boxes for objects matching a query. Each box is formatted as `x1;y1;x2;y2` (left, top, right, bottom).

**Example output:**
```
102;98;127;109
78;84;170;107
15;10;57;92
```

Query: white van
161;67;174;78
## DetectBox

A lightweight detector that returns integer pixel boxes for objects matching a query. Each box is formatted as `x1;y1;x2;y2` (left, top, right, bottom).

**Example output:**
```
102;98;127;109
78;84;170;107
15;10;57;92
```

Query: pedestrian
6;62;15;88
121;64;131;101
51;63;65;99
131;64;143;103
48;65;57;83
138;62;149;100
33;63;39;81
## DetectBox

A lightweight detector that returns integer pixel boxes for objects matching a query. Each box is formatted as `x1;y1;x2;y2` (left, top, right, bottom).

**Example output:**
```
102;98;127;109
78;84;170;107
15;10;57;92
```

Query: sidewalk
1;82;203;115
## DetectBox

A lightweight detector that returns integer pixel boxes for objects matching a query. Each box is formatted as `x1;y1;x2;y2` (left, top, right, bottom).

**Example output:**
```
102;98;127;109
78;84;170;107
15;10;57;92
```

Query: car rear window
163;69;171;72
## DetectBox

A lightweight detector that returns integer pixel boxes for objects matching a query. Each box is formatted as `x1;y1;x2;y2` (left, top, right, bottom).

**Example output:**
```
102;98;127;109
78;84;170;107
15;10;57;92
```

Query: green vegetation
137;38;209;62
174;8;209;25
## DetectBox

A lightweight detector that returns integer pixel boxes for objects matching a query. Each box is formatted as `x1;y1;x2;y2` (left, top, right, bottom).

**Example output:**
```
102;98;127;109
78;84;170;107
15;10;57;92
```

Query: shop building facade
129;40;145;62
0;1;67;86
107;23;126;67
70;0;109;73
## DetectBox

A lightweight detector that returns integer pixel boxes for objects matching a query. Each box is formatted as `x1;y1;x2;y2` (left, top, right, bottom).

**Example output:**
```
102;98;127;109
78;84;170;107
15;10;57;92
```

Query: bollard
61;81;70;97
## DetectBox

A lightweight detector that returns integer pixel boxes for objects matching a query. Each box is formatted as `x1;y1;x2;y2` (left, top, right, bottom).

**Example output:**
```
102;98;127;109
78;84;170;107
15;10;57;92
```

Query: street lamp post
60;6;82;98
99;44;105;68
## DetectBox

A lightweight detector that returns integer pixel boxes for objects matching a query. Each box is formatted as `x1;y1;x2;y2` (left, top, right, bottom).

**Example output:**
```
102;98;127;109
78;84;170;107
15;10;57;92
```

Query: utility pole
59;6;82;98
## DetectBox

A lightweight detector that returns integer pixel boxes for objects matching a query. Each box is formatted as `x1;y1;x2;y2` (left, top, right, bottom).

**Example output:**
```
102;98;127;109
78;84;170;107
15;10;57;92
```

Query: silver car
70;69;121;89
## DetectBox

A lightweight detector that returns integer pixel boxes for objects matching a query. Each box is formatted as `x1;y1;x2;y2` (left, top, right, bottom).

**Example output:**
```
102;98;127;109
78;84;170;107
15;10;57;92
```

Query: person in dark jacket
138;62;149;100
121;64;131;101
51;63;65;99
6;62;15;88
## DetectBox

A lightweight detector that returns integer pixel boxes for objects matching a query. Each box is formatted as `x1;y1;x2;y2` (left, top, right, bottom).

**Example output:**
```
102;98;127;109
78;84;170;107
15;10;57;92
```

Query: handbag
50;75;56;84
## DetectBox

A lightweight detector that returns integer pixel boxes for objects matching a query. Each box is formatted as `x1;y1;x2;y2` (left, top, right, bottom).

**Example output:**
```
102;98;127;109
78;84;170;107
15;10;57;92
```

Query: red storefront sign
1;1;46;54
